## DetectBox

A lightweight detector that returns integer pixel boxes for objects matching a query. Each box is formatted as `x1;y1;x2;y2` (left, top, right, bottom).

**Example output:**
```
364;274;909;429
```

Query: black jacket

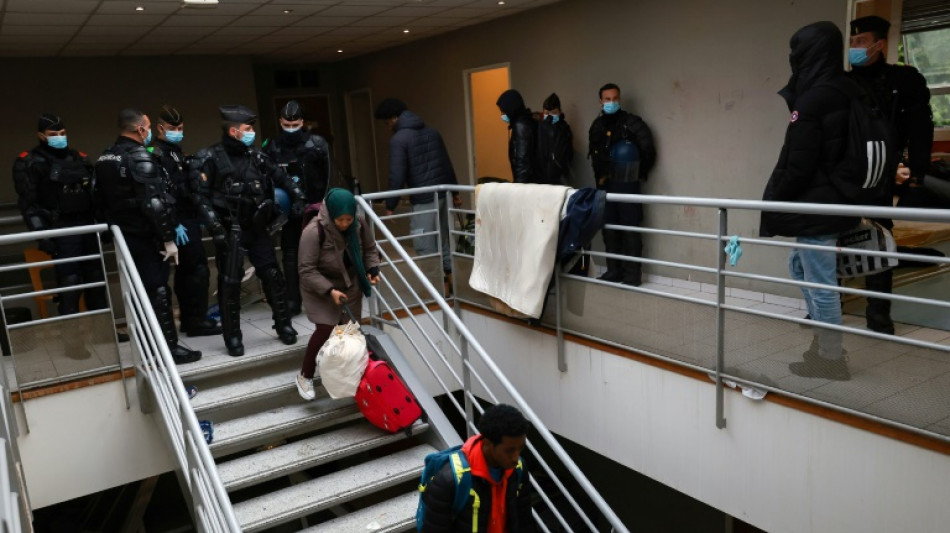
13;143;95;230
588;109;656;183
537;116;573;185
760;21;860;237
506;110;539;184
264;130;332;203
385;110;457;211
151;139;198;220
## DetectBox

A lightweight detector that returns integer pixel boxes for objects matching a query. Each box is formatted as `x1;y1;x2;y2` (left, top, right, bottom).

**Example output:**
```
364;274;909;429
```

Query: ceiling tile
316;5;390;17
349;16;415;27
434;7;496;17
3;13;82;26
147;26;218;37
196;34;246;45
380;6;450;17
324;26;382;37
76;25;146;37
292;16;359;28
161;14;239;27
247;3;333;17
408;17;465;28
230;15;301;27
1;25;79;36
85;14;168;27
0;33;69;44
212;25;282;36
5;0;99;14
175;2;257;16
96;1;181;16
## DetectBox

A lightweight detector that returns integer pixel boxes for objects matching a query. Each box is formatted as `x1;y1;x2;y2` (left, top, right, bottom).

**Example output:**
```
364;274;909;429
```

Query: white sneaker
296;373;315;401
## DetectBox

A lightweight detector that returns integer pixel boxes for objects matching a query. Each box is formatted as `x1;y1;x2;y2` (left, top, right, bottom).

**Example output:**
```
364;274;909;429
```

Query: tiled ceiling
0;0;562;62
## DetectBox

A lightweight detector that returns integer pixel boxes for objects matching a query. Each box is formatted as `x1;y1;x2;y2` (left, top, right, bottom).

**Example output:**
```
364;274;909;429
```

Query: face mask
165;130;184;144
240;130;256;146
546;114;560;125
849;47;870;67
501;114;510;123
47;135;67;149
144;129;153;145
603;101;620;115
282;125;302;133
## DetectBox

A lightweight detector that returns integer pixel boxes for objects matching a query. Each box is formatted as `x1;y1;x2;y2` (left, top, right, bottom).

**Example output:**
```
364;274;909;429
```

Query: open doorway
463;64;511;183
344;88;380;193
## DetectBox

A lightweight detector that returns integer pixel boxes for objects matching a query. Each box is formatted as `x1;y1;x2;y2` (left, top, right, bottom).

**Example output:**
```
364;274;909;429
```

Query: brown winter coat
298;208;381;325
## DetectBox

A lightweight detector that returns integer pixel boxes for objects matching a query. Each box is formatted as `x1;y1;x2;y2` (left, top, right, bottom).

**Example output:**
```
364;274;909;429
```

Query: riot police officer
95;109;201;364
13;113;107;315
150;105;221;338
263;100;332;315
190;105;306;357
588;83;657;286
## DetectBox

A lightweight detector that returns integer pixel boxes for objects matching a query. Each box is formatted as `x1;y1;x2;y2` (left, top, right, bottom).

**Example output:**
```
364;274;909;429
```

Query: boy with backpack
417;404;536;533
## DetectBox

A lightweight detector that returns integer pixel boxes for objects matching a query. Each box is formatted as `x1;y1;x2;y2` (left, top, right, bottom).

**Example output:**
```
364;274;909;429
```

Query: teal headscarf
324;188;372;297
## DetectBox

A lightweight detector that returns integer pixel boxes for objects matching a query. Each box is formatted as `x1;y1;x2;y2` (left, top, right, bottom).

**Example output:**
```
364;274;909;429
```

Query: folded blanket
469;182;572;318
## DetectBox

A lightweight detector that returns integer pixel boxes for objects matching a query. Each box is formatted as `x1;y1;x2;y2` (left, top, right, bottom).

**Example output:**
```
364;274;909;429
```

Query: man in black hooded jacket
760;21;860;381
496;89;539;184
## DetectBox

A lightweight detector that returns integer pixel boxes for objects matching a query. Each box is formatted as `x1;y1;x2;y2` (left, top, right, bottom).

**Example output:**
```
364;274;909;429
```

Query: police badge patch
790;111;799;123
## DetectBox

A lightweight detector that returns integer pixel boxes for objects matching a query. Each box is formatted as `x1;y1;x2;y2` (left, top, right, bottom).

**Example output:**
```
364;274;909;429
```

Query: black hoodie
760;21;859;238
496;89;539;183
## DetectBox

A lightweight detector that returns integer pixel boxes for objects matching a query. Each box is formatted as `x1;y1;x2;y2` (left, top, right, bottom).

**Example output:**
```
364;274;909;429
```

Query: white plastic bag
316;321;368;398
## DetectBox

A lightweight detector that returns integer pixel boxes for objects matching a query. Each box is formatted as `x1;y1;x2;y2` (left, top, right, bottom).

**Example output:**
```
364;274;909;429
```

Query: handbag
316;321;369;398
836;219;897;278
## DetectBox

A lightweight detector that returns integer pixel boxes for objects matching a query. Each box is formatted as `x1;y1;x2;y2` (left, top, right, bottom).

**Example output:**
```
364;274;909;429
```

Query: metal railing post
715;208;728;430
460;334;475;438
555;266;567;372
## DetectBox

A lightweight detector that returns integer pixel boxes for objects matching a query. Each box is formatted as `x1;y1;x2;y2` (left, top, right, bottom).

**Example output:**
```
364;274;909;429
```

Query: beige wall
335;0;849;290
0;56;257;204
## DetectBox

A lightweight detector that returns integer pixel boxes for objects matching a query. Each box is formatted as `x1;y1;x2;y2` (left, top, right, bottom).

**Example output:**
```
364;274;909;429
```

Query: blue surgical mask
241;130;256;146
165;130;184;144
603;101;620;115
849;47;870;67
501;114;510;123
47;135;67;149
282;125;302;133
144;129;153;145
547;114;560;125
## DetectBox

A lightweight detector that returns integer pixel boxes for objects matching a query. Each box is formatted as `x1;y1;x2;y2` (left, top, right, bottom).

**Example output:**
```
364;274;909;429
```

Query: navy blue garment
385;111;457;211
556;187;606;268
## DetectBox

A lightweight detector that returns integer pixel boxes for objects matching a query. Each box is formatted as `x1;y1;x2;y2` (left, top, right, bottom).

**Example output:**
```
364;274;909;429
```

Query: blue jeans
411;196;451;273
789;234;842;359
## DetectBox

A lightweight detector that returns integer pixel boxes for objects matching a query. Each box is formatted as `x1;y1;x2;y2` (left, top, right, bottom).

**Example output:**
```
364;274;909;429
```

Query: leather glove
174;224;190;246
291;200;305;219
161;241;179;265
38;238;56;256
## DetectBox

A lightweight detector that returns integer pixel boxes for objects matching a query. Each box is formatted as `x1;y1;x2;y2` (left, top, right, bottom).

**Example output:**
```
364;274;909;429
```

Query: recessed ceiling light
135;6;145;11
403;29;410;33
283;9;292;14
498;1;506;5
337;49;343;53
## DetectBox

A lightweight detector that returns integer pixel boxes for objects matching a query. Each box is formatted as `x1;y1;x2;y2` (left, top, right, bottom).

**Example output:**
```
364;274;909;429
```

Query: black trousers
125;234;170;297
600;180;644;282
52;231;107;315
173;218;212;321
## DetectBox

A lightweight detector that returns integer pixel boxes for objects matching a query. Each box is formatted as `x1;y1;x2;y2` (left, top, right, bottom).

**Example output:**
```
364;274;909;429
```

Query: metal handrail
358;191;629;533
111;226;240;532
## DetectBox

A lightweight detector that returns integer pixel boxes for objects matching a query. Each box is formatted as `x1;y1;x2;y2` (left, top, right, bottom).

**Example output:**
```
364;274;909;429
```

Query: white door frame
461;62;510;185
344;88;380;192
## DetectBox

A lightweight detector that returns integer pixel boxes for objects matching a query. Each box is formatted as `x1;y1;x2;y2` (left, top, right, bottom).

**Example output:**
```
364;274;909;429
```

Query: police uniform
95;122;200;364
151;105;221;337
588;106;657;286
849;15;934;334
190;105;306;357
12;114;107;315
263;100;332;315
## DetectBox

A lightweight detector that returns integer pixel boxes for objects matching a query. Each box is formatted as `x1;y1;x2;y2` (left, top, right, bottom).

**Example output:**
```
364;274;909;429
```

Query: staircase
173;304;451;532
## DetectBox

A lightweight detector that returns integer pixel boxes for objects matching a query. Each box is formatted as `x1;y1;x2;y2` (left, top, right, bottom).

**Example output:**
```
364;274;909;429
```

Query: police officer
848;15;933;335
94;109;200;364
190;105;306;357
263;100;332;315
13;113;107;316
150;104;221;338
588;83;657;286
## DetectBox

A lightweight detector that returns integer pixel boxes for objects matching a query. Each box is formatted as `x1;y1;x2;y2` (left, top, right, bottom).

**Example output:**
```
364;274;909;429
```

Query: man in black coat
848;15;934;335
496;89;539;184
537;92;573;186
761;21;860;380
588;83;656;286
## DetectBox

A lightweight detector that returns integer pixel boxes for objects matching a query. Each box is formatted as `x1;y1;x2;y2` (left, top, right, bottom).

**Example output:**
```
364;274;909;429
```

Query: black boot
178;263;221;337
620;231;643;286
282;249;302;316
219;281;244;357
260;266;297;345
865;270;894;334
152;286;201;365
598;229;624;282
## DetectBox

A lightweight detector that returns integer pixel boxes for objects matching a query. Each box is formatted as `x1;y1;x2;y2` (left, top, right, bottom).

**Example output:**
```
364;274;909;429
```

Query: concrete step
177;342;303;381
217;419;430;492
208;396;362;458
190;363;302;415
233;444;435;533
303;491;419;533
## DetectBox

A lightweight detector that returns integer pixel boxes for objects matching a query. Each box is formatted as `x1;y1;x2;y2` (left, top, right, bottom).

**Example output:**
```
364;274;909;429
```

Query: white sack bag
316;321;369;398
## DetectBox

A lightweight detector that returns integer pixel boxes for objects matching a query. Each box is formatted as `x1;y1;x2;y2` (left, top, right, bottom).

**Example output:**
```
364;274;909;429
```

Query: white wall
407;310;948;533
0;56;258;205
336;0;850;291
15;378;175;509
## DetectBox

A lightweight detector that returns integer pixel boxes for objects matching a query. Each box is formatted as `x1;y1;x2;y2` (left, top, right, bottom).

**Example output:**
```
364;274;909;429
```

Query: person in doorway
189;105;306;357
264;99;333;315
536;92;573;186
150;104;221;338
760;21;858;381
588;83;656;286
848;15;934;335
94;109;201;364
419;403;535;533
496;89;540;184
13;113;108;317
295;188;380;400
375;98;460;283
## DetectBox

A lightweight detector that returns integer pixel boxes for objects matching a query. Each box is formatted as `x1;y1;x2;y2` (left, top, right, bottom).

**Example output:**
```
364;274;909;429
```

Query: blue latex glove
724;235;742;266
175;224;190;246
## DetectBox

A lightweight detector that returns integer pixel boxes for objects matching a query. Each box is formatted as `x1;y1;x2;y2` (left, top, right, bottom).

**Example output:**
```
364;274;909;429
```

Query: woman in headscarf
296;188;380;400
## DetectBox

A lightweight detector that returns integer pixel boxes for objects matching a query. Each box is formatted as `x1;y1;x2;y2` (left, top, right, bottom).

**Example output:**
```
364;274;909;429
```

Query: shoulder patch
18;151;28;158
78;151;87;158
790;111;799;123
